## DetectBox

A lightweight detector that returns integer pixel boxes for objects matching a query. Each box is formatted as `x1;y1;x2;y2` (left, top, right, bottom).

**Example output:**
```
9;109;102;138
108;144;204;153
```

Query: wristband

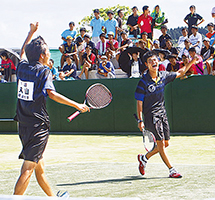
137;119;143;123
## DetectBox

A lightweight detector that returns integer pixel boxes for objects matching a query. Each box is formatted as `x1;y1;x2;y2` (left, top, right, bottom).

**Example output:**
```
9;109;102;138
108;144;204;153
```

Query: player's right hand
138;121;144;132
78;104;90;113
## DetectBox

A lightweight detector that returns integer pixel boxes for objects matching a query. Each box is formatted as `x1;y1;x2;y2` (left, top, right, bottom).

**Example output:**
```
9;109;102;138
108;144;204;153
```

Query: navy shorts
144;114;170;141
18;122;49;163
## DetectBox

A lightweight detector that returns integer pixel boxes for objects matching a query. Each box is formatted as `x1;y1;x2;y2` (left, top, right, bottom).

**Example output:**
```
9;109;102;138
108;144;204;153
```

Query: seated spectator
141;32;153;50
90;9;104;44
178;38;191;59
189;25;202;54
61;21;76;44
206;23;215;47
48;59;58;80
158;51;169;69
178;28;188;51
83;34;96;54
59;36;78;69
0;72;7;83
59;56;77;80
201;37;215;75
188;47;204;75
95;33;107;59
78;45;96;79
180;54;197;78
127;52;146;78
165;39;178;58
159;25;172;49
166;54;180;72
118;31;133;52
0;52;16;82
138;40;149;54
97;55;115;79
126;6;140;39
152;40;160;49
76;37;85;69
104;10;118;39
75;27;86;45
184;5;204;36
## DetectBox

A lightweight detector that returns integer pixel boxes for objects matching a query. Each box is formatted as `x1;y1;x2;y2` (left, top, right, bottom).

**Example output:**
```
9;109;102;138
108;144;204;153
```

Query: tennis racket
67;83;112;122
133;114;156;152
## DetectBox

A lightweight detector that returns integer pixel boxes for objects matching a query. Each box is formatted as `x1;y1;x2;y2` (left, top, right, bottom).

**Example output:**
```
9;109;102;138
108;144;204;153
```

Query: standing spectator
212;7;215;24
97;55;115;79
184;5;205;36
159;25;172;49
0;72;7;83
127;6;140;39
48;59;58;80
178;38;191;59
151;5;168;40
116;9;124;44
165;39;178;58
61;21;76;44
59;36;78;69
189;25;202;54
206;23;215;47
78;45;96;79
104;10;118;39
59;56;77;80
201;37;215;74
138;6;153;40
90;9;105;44
178;28;188;51
188;47;204;75
95;33;107;59
0;52;16;82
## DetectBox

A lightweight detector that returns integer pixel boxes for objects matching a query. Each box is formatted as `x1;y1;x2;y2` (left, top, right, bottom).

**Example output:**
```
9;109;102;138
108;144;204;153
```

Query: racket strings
87;85;112;109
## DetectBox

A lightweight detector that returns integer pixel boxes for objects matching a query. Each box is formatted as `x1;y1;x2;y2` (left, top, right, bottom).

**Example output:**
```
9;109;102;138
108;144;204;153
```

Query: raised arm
20;22;39;59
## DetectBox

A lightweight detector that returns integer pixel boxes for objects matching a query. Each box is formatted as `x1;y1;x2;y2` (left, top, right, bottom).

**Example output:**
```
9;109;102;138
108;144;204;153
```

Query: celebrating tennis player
13;22;89;196
135;51;197;178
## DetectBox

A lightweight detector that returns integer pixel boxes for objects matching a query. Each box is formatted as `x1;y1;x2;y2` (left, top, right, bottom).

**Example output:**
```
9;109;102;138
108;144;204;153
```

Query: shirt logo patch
17;80;34;101
148;84;156;93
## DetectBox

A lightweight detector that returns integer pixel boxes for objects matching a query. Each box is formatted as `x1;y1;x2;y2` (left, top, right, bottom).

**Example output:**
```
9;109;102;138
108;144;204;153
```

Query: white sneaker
57;191;70;199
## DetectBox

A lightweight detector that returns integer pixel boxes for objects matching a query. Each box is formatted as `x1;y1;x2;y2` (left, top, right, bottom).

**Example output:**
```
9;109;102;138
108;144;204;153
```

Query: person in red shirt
0;52;16;82
180;54;197;78
137;6;153;40
206;23;215;39
77;45;96;79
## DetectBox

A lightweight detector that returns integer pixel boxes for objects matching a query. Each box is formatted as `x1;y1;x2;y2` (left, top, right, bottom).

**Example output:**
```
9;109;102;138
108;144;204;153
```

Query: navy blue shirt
15;60;55;127
62;63;77;78
135;70;177;116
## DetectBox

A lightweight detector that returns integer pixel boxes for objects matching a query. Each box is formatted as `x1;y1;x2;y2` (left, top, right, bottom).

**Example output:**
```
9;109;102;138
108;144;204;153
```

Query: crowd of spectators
1;5;215;82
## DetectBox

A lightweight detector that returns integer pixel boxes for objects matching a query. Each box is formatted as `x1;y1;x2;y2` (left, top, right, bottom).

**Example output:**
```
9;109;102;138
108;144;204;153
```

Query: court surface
0;134;215;200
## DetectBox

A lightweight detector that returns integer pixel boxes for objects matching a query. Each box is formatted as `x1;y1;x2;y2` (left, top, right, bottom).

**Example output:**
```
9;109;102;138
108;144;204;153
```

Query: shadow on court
56;175;168;186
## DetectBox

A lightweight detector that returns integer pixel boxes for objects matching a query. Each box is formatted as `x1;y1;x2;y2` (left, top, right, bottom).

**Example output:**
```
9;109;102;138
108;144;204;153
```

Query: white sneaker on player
57;191;70;199
169;167;182;178
137;154;147;175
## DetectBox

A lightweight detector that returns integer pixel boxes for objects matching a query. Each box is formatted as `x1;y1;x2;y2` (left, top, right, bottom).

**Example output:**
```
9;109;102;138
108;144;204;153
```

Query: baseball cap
191;25;198;29
107;31;114;36
203;37;210;42
161;25;168;29
101;55;107;59
153;40;160;45
66;36;73;40
107;10;114;15
94;9;100;13
84;34;90;38
207;22;214;27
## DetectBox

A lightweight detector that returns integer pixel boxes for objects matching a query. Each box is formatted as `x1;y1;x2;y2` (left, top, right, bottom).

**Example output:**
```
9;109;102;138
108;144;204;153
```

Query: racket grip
67;111;81;122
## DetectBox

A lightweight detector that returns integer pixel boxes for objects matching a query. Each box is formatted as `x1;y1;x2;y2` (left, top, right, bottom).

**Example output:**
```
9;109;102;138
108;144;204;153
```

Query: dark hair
69;21;75;26
93;9;100;13
50;59;54;64
25;36;47;63
143;51;157;63
117;9;123;15
182;27;188;31
132;6;138;10
188;47;196;53
99;33;106;38
190;5;196;9
0;52;8;59
142;5;149;12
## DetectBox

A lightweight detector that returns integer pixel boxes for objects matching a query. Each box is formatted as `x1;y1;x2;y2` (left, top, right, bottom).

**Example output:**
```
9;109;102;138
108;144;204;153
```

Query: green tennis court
0;134;215;200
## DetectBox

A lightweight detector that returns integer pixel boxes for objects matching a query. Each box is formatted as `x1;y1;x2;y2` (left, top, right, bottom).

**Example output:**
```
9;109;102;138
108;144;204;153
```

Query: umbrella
118;47;148;74
0;48;20;66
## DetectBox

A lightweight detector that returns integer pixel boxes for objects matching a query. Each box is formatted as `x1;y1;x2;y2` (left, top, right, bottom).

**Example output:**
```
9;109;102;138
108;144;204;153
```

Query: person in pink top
188;47;204;75
137;6;153;40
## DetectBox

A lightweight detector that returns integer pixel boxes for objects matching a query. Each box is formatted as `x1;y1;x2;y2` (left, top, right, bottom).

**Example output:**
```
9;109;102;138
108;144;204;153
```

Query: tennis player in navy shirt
135;51;197;178
13;22;89;196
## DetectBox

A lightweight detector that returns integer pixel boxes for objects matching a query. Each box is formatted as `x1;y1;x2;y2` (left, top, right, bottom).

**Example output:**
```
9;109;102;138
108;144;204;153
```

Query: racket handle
67;111;81;122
